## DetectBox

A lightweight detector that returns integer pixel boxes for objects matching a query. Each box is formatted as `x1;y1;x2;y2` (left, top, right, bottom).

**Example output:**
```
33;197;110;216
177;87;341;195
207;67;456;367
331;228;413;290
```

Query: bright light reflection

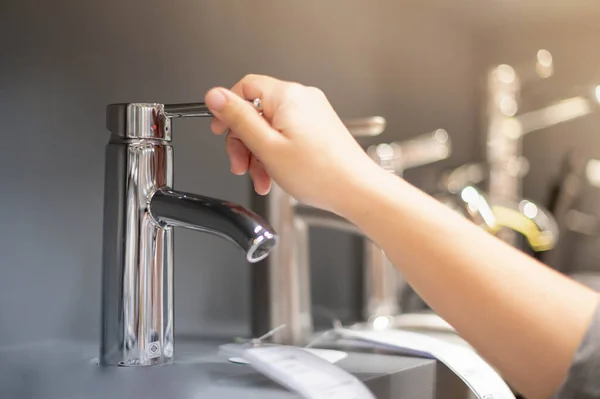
376;143;394;160
500;96;518;117
522;201;539;219
461;186;479;204
496;64;516;84
537;49;553;67
536;49;553;78
373;316;391;331
586;159;600;187
434;129;449;143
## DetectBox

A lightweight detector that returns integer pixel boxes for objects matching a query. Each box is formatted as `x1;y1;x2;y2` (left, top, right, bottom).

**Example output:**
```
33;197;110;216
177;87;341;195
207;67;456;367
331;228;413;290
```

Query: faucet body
101;103;276;366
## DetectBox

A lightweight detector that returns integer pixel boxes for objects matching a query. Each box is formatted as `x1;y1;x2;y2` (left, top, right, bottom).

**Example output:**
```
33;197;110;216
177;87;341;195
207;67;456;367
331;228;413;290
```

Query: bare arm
342;167;599;399
204;75;600;399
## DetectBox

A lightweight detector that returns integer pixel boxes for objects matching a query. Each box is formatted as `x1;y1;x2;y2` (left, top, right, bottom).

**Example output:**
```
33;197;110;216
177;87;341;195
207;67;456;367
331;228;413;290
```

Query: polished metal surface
161;102;386;137
106;103;171;140
295;205;362;235
151;189;277;262
363;244;401;320
486;64;523;245
163;103;213;118
438;163;487;194
101;102;277;367
367;129;451;174
101;140;174;367
344;116;387;137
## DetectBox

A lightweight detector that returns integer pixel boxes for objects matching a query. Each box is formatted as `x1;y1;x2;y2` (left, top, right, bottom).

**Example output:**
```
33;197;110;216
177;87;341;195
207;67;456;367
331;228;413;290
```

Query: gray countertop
0;339;471;399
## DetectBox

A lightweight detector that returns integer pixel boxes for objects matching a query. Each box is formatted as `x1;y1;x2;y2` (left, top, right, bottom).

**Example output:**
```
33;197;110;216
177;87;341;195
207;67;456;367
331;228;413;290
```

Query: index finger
230;74;286;119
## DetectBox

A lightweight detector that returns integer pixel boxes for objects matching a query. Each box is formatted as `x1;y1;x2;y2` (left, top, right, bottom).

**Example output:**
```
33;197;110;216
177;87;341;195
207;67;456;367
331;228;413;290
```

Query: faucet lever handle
164;99;263;118
164;103;213;118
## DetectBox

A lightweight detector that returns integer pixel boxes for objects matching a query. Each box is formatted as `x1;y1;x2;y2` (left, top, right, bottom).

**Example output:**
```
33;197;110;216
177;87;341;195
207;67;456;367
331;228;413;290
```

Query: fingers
206;75;288;196
249;155;272;195
210;117;228;135
205;87;280;157
225;131;250;175
230;74;290;119
230;74;280;100
209;74;282;135
225;131;272;196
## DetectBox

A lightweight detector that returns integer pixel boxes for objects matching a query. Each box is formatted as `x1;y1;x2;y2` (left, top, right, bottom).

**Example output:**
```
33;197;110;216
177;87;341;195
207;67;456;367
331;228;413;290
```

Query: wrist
334;162;406;226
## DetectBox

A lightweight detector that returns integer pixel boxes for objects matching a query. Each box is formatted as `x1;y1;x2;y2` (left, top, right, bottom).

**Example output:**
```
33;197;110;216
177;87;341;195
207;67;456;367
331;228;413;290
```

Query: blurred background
2;0;600;346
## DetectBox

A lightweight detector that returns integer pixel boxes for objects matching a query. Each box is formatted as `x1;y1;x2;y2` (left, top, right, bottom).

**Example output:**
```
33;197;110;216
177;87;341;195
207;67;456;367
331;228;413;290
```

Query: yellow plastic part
484;206;554;251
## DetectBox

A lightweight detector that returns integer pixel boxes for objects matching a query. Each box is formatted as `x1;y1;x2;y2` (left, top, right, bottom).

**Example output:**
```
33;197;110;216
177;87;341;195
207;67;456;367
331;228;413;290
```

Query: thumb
205;88;278;156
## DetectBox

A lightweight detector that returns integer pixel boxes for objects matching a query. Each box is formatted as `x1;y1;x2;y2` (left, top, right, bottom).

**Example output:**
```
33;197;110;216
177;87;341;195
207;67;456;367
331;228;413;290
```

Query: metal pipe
151;189;277;262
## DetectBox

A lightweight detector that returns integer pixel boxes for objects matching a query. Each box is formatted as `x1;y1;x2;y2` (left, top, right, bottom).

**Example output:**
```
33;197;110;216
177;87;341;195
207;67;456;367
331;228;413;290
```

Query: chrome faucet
100;102;278;367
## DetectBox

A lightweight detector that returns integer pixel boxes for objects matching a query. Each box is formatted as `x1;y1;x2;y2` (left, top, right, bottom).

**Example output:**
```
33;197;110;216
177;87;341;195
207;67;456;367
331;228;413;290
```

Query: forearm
340;167;599;399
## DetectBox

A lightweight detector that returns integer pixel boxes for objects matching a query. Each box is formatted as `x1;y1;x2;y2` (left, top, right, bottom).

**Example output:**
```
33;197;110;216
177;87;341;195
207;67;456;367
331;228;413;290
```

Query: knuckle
281;82;305;100
227;101;261;135
306;86;326;99
243;73;266;85
224;104;245;130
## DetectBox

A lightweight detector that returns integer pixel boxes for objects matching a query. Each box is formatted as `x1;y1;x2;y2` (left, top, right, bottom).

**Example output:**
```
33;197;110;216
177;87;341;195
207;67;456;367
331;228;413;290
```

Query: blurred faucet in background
251;120;452;343
250;116;387;345
486;49;600;247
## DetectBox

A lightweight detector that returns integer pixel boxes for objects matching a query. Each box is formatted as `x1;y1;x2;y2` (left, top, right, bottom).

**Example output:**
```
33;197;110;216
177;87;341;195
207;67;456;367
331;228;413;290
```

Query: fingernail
206;88;227;112
230;165;246;176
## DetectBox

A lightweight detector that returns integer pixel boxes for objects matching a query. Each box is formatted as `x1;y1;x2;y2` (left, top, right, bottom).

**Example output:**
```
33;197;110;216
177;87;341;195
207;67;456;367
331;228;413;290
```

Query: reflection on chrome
100;103;278;367
367;129;451;174
536;49;554;78
344;116;387;137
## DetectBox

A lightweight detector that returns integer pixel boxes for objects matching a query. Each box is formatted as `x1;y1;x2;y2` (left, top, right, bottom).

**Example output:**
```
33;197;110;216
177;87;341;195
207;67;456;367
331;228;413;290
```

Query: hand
205;74;379;214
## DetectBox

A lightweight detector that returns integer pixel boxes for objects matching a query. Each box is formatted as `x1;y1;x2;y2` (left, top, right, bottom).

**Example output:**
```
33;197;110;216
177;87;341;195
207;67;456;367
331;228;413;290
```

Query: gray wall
0;0;480;345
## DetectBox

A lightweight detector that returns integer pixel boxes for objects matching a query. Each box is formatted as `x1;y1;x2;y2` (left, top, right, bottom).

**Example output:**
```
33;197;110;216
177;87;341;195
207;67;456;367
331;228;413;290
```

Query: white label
335;329;515;399
242;345;375;399
147;341;161;359
227;348;347;365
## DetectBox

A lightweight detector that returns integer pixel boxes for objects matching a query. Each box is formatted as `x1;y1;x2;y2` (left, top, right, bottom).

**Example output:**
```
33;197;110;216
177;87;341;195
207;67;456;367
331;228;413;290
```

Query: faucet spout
150;189;278;263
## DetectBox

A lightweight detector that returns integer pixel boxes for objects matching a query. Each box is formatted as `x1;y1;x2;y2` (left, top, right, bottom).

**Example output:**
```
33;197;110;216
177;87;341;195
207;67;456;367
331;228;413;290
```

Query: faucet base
118;358;172;367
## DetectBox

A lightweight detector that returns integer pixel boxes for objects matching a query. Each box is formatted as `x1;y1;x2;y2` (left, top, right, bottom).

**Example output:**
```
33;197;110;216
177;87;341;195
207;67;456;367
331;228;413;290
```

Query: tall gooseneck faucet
100;102;277;367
